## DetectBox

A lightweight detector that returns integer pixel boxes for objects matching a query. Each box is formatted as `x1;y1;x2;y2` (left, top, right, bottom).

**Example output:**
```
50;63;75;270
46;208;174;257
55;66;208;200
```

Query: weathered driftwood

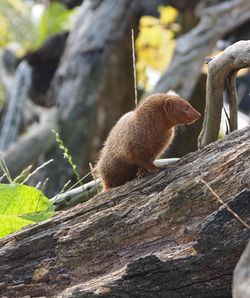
0;126;249;297
198;40;250;149
226;69;238;131
52;179;101;211
0;107;58;179
153;0;250;98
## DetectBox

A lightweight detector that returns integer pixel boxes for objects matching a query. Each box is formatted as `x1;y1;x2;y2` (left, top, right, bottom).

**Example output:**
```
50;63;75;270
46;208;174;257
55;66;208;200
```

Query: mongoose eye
185;106;189;111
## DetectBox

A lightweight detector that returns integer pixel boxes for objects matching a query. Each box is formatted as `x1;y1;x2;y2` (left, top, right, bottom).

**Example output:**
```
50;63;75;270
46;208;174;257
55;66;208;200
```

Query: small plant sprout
0;152;12;183
131;28;138;107
52;129;83;186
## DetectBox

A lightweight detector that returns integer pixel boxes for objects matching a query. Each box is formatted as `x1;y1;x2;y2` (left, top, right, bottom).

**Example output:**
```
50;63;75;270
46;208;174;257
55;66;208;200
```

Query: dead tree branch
226;69;239;131
198;40;250;149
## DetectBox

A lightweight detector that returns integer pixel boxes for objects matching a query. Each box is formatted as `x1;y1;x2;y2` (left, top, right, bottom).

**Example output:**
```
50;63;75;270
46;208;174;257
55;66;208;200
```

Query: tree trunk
0;126;249;297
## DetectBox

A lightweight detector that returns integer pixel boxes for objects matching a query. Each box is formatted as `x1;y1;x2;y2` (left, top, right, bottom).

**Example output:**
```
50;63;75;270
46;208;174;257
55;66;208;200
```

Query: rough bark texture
198;40;250;149
0;126;249;297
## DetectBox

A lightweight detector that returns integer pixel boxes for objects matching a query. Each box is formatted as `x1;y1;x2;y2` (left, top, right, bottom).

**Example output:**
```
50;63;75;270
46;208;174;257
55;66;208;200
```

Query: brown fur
96;94;201;190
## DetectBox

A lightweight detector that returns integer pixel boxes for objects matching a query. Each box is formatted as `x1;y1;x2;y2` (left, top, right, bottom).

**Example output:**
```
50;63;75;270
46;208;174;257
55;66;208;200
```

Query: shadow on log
0;126;249;297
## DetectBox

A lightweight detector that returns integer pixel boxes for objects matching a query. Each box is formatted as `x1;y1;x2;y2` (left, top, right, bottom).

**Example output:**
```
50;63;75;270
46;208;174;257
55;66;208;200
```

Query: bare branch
198;40;250;148
226;70;239;131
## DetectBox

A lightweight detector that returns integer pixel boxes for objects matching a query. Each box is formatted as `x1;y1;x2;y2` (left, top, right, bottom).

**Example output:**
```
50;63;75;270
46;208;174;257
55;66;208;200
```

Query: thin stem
22;159;54;185
131;29;138;107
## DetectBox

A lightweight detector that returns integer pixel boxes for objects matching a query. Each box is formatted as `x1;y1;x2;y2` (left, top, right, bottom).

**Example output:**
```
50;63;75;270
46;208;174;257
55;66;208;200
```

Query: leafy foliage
0;0;32;50
0;184;54;238
0;1;78;51
36;2;77;48
136;5;179;90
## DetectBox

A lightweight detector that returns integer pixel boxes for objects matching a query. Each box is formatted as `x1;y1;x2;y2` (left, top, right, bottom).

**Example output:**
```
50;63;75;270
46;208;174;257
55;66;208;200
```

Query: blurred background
0;0;249;195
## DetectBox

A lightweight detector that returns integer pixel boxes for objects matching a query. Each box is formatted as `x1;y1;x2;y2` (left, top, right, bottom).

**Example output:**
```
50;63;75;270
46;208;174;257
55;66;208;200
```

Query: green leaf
0;215;34;238
0;184;54;238
36;2;76;47
0;184;52;215
21;211;54;223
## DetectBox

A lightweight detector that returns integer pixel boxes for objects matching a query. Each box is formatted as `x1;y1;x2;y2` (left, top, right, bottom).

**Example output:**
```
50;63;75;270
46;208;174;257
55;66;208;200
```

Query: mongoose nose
196;111;201;119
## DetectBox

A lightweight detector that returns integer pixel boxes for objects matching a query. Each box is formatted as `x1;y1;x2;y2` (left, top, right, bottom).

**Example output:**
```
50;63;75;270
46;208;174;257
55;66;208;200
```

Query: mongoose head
163;95;201;125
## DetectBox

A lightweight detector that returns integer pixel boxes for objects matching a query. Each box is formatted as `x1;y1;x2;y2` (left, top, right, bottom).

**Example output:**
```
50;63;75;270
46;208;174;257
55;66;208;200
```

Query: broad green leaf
21;211;54;223
0;184;54;238
36;2;77;47
0;184;52;215
0;215;34;238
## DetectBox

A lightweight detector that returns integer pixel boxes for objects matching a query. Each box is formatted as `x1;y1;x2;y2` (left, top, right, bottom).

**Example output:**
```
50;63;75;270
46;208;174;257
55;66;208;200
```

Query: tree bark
0;126;249;297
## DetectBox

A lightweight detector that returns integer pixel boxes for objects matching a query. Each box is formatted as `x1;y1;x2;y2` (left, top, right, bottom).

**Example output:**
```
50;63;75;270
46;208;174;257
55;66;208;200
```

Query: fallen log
0;126;249;297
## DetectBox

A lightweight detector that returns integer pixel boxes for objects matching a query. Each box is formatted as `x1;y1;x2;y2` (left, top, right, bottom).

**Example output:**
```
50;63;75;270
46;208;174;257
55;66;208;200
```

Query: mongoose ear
164;98;173;112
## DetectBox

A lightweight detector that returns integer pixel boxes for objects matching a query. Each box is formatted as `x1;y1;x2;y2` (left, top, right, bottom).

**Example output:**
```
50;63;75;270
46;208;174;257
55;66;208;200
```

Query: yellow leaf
159;5;178;25
136;6;179;90
140;16;160;28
